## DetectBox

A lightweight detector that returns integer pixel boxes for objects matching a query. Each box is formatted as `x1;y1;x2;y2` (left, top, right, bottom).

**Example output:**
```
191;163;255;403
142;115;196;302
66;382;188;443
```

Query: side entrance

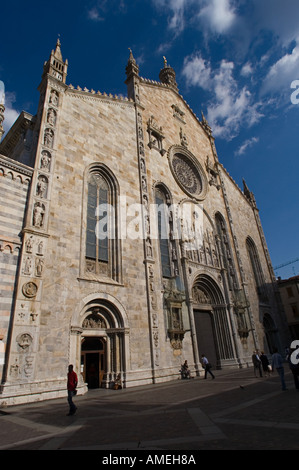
81;337;106;388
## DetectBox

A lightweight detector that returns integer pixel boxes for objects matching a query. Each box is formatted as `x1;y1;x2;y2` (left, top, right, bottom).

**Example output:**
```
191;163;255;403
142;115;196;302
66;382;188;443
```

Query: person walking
252;350;263;377
201;354;215;379
260;351;271;377
271;348;287;391
67;364;78;415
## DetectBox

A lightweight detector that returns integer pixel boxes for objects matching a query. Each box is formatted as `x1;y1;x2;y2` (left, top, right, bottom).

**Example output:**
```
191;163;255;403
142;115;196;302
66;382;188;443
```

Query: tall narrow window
246;237;267;301
86;174;109;262
84;164;120;281
155;187;171;278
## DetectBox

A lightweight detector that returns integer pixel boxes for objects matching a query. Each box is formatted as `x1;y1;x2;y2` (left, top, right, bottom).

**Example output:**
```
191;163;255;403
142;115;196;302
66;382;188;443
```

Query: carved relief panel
147;115;166;155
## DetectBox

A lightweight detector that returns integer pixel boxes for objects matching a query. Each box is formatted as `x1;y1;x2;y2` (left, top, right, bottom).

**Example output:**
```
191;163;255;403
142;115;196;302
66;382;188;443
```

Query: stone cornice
0;153;33;177
0;111;35;156
65;85;135;108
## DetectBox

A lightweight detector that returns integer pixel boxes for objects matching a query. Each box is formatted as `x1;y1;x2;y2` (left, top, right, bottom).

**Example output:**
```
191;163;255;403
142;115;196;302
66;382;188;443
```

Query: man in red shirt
67;364;78;416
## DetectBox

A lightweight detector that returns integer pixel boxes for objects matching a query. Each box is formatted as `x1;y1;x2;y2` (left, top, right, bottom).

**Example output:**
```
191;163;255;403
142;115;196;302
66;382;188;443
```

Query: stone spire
159;56;178;92
42;38;68;83
0;81;5;141
243;179;257;208
201;111;212;137
125;49;140;101
125;48;139;80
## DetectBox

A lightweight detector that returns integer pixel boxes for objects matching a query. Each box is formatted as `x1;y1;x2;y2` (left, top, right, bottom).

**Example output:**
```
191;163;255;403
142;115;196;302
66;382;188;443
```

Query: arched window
246;237;267;301
155;186;172;278
86;173;109;262
84;164;120;282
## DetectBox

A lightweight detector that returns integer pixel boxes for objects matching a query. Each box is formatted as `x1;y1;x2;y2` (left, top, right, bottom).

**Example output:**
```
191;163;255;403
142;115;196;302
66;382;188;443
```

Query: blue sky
1;0;298;279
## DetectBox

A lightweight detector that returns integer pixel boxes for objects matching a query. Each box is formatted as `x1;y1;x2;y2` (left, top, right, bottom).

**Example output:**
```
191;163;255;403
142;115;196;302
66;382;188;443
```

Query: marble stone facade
0;42;289;405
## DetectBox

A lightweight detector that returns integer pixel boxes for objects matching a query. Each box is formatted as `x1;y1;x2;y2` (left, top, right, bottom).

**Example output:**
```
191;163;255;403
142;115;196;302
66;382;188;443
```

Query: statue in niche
49;89;59;106
36;175;48;198
44;128;54;148
24;356;34;377
144;215;150;235
25;236;33;253
151;294;157;310
47;108;56;126
10;359;19;379
141;175;147;191
23;256;32;275
153;331;159;347
146;237;152;257
35;258;44;277
172;310;181;329
147;115;165;155
37;240;44;255
142;194;149;211
206;247;212;264
152;313;158;327
140;158;145;174
139;141;144;156
40;150;51;171
212;249;219;267
33;202;45;228
138;124;143;140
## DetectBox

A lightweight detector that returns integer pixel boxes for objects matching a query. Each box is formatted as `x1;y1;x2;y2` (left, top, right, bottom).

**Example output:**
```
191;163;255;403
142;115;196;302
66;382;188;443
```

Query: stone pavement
0;367;298;452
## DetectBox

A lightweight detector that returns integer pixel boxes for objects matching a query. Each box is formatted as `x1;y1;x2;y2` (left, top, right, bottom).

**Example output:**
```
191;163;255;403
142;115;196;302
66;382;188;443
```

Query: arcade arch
70;294;129;388
192;274;235;369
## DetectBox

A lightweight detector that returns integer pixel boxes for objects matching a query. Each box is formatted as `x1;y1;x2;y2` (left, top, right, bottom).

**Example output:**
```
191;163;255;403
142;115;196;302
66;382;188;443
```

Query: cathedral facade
0;41;289;405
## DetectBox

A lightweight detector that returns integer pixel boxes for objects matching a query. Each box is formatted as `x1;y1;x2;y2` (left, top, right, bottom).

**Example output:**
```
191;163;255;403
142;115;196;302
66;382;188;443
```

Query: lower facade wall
0;352;260;407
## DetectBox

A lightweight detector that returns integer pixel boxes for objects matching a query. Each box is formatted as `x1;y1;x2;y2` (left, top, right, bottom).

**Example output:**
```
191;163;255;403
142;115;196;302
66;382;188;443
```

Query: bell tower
42;38;68;84
159;56;178;92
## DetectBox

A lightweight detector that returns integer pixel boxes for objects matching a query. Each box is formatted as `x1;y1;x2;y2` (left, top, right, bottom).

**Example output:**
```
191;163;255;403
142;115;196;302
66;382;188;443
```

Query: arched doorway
192;274;234;368
77;299;127;389
81;337;106;388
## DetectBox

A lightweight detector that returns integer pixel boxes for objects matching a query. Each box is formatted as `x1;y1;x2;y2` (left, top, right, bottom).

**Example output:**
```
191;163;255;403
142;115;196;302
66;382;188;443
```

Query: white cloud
152;0;189;34
241;62;253;77
87;7;104;22
2;91;20;135
198;0;236;35
152;0;236;36
0;80;4;104
262;43;299;95
153;0;297;136
182;55;263;140
235;137;259;156
87;1;126;22
182;54;211;89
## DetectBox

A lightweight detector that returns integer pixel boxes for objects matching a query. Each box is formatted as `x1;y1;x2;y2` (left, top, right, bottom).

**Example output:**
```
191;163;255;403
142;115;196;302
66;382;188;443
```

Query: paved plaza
0;367;298;452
